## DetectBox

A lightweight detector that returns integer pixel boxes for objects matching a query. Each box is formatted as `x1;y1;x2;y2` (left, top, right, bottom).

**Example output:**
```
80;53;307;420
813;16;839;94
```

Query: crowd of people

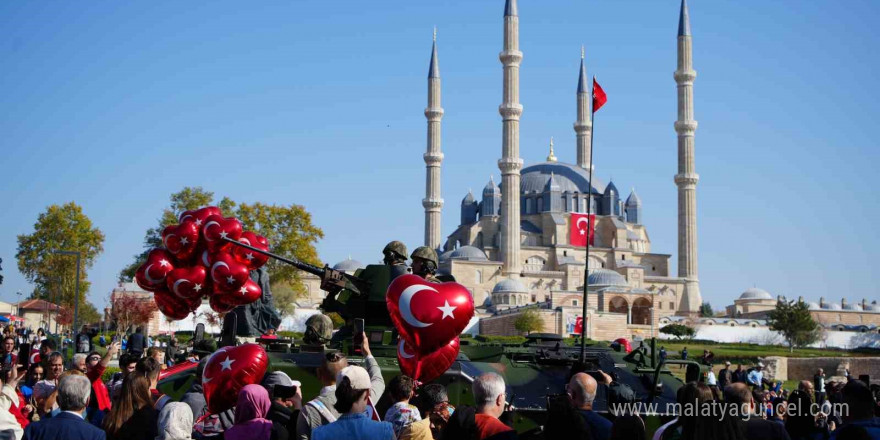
0;323;876;440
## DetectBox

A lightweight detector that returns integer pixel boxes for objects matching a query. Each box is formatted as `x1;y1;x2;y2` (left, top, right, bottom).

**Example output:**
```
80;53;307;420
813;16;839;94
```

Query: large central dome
520;161;606;194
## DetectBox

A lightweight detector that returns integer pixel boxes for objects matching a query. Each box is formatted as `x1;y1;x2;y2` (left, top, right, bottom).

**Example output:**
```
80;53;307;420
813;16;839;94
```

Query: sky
1;0;878;313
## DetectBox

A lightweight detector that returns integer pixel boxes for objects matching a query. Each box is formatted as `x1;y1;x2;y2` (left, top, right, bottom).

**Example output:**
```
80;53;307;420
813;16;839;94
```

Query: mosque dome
843;303;862;311
587;269;628;287
492;278;528;294
520;162;605;195
823;303;842;310
332;258;364;273
868;304;880;312
806;302;821;310
438;249;454;263
449;246;488;261
738;287;773;301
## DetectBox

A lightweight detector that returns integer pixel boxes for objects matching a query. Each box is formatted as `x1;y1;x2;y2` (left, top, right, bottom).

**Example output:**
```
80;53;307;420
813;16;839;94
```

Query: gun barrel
221;236;324;277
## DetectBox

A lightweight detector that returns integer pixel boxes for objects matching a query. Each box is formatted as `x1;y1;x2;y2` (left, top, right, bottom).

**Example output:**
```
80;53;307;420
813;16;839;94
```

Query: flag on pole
569;213;595;247
574;316;584;335
592;77;607;113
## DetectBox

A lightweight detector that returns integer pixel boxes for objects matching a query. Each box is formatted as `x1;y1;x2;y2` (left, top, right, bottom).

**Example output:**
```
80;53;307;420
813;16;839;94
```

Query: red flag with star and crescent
592;77;607;113
570;213;595;247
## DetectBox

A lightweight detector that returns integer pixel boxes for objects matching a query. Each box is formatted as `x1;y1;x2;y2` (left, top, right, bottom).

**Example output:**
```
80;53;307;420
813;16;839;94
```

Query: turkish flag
570;213;595;247
592;77;607;113
574;317;584;335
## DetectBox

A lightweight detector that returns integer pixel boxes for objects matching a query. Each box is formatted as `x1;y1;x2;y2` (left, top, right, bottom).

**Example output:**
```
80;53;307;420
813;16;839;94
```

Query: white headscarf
156;402;194;440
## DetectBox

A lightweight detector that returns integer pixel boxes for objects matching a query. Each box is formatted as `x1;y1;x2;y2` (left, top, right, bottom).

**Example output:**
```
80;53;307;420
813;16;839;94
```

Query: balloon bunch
135;206;270;320
386;274;475;383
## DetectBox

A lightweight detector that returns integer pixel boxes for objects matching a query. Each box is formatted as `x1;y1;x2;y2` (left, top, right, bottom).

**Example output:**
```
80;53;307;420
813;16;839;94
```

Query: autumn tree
111;295;158;335
16;202;105;316
514;308;544;335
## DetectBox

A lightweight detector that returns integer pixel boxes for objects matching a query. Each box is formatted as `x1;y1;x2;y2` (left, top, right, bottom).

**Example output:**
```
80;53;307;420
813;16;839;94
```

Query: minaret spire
546;137;557;162
423;28;444;249
574;46;593;170
674;0;702;316
499;0;523;277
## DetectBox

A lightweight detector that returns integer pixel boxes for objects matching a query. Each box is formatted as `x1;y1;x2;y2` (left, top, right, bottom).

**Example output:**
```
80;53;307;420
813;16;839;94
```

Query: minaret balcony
498;157;523;174
498;104;523;119
674;120;698;135
498;50;523;65
674;69;697;84
424;107;445;120
424;152;444;165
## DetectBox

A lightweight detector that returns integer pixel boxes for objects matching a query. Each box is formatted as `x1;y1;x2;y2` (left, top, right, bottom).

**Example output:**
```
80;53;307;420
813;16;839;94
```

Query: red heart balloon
203;344;269;413
209;253;250;293
202;215;243;251
198;248;216;269
154;289;197;320
209;293;237;314
166;265;208;299
232;231;270;270
386;274;474;356
179;206;222;228
162;221;201;262
214;278;262;306
135;249;176;291
398;337;459;383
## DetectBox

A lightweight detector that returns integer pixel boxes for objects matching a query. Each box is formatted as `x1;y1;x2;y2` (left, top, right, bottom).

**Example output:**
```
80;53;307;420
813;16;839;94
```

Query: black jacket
127;333;145;354
108;406;158;440
266;401;299;439
741;417;792;440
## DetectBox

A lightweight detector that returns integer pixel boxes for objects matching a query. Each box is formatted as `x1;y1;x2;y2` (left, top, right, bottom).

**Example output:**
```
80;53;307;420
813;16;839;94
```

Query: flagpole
579;77;598;364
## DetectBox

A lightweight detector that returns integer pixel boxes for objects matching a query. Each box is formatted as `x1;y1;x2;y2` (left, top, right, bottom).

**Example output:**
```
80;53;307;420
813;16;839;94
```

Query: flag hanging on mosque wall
569;213;595;247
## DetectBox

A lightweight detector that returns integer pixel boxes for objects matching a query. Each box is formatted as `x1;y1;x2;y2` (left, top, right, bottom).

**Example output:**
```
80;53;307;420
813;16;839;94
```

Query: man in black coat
127;327;145;358
723;383;791;440
262;371;301;438
24;374;106;440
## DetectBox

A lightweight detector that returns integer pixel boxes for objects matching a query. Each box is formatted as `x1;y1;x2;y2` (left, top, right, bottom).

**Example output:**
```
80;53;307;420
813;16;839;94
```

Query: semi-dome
806;302;821;310
520;162;605;195
449;246;488;261
738;287;773;300
587;269;628;287
492;278;528;294
332;258;364;272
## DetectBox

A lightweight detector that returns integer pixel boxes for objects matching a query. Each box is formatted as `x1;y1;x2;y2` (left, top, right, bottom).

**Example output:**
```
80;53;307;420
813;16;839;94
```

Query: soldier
411;246;455;283
383;241;408;266
302;314;334;352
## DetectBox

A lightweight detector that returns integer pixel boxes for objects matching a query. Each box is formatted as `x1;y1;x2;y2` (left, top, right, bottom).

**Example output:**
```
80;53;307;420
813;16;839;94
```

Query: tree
119;187;215;281
111;294;158;335
514;308;544;335
270;282;300;316
767;299;821;352
0;257;4;286
699;302;714;318
660;323;696;340
16;202;105;313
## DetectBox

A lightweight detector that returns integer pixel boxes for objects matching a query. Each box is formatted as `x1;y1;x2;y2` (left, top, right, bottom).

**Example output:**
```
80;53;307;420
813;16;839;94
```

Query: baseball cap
757;362;765;368
725;361;731;366
337;365;371;390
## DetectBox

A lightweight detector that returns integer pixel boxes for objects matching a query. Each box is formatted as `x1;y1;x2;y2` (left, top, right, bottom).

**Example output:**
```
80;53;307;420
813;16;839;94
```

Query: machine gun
221;237;371;297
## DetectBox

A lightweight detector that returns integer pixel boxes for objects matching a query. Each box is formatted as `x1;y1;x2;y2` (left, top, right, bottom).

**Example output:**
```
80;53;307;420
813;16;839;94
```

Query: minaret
423;28;444;249
499;0;523;277
674;0;703;316
574;46;593;171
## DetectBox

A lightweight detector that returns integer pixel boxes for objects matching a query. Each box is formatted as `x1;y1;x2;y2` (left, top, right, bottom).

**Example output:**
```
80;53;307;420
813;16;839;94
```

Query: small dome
483;177;500;196
823;303;842;310
462;191;475;204
738;287;773;300
449;246;488;261
332;258;364;272
492;278;528;294
604;181;618;197
587;269;628;287
438;249;454;263
844;303;862;311
625;189;641;206
868;304;880;312
806;302;821;310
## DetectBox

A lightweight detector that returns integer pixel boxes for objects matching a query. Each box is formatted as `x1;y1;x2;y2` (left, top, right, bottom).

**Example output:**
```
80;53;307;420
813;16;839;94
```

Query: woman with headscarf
156;402;193;440
224;384;288;440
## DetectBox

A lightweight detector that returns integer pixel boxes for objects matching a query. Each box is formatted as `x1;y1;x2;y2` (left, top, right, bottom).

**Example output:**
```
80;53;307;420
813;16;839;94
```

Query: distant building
110;282;164;336
17;299;66;332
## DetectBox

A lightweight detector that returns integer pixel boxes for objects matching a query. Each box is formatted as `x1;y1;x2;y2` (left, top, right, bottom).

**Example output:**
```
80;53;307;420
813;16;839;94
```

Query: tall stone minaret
423;28;444;249
674;0;703;316
499;0;523;277
574;46;593;171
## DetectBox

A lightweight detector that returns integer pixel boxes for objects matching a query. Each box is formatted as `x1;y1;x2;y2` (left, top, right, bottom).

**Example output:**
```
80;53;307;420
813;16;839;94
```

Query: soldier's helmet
304;314;334;345
410;246;438;267
383;241;408;261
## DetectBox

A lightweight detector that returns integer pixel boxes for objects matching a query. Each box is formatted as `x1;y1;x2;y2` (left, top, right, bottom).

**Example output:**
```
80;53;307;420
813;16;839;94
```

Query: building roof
587;269;628;287
843;303;862;311
332;258;365;272
577;57;588;94
483;176;500;195
449;246;488;261
18;299;62;312
504;0;517;17
738;287;773;300
806;302;821;310
428;39;439;79
823;303;842;310
492;278;527;294
625;189;641;206
520;162;606;195
462;190;475;204
678;0;691;37
438;249;454;263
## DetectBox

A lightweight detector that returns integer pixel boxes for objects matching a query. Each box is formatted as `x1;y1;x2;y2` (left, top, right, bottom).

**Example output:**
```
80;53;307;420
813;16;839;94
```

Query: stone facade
760;356;880;384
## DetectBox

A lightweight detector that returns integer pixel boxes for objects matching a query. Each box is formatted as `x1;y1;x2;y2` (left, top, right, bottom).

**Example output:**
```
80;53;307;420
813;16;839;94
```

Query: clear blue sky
1;0;878;312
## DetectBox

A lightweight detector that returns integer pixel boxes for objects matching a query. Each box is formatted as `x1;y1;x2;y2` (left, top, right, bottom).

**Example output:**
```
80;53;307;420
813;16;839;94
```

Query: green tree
699;302;714;317
16;202;105;313
269;282;300;316
119;187;215;281
514;308;544;335
767;299;821;352
660;323;695;340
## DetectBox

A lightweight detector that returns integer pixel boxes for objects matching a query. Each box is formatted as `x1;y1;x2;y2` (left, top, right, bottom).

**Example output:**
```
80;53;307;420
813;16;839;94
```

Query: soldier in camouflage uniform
410;246;455;282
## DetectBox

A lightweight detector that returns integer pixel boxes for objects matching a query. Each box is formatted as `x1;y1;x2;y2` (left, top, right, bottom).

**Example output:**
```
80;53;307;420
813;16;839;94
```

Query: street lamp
51;250;81;334
15;291;21;317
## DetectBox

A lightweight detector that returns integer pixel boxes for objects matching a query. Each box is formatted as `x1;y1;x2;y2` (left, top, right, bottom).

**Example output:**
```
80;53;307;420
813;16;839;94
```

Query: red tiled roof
17;299;63;312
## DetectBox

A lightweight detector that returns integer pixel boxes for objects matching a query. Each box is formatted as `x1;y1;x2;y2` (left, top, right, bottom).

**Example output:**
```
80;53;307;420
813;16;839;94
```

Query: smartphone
353;319;365;352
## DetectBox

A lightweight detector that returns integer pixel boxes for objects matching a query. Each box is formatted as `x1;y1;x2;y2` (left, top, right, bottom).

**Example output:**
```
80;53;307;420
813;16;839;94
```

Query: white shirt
63;410;84;419
707;371;717;386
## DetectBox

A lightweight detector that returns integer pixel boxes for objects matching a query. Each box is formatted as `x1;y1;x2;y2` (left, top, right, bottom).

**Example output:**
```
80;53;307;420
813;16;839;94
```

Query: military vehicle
159;240;701;438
